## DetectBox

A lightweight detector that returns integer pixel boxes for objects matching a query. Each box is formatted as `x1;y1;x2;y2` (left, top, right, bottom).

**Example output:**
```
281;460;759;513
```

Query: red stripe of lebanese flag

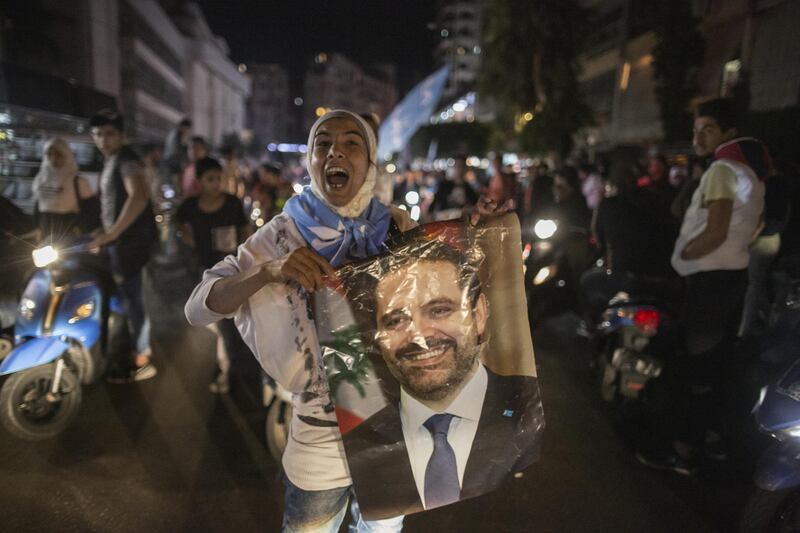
335;405;365;436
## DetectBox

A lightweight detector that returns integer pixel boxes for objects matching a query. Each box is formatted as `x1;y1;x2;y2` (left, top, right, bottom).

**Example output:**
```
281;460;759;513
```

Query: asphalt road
0;259;754;532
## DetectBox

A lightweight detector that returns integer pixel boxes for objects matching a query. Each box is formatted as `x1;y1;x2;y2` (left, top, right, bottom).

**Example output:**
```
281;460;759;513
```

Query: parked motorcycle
0;239;126;440
739;259;800;532
741;358;800;532
594;283;676;403
0;199;38;360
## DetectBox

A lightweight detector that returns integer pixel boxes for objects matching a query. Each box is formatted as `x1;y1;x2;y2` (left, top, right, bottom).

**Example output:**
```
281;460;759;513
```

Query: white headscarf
32;138;80;214
306;109;378;218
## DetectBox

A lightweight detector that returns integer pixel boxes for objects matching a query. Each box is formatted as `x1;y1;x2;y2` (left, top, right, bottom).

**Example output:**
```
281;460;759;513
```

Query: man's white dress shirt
399;363;487;508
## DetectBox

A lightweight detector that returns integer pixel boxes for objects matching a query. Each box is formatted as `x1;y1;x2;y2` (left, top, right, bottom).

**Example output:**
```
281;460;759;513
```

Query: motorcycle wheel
739;487;800;532
265;399;293;461
0;363;82;440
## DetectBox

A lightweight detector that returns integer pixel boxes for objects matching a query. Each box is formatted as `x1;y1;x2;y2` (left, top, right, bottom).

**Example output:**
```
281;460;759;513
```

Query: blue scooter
739;263;800;531
742;359;800;532
0;239;126;440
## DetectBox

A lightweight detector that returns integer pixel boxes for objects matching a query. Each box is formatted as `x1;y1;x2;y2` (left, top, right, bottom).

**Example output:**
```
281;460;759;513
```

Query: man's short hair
89;108;124;132
179;118;192;128
195;156;222;179
191;136;208;147
696;98;739;132
342;232;482;331
260;162;282;176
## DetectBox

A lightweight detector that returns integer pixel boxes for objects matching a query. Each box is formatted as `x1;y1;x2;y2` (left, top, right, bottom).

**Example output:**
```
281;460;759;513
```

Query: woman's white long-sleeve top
184;212;351;490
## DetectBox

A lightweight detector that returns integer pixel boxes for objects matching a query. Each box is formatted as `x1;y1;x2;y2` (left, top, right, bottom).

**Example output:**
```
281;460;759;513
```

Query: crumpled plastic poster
316;214;545;520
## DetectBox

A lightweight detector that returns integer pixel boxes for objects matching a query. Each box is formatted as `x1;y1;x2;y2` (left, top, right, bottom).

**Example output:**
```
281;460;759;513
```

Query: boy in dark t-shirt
177;157;251;392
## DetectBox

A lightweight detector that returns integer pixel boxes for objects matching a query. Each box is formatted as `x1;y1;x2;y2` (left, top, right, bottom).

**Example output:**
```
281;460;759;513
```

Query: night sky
195;0;438;96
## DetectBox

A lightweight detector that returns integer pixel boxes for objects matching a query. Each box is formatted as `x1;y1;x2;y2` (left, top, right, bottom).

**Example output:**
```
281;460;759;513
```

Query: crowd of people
25;111;304;390
15;96;799;529
382;97;798;478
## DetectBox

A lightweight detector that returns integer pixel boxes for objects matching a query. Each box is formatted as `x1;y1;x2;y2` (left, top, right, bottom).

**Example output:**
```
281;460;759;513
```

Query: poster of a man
322;218;545;521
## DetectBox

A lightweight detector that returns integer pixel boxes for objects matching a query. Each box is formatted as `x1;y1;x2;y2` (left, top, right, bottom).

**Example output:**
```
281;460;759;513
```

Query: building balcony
0;62;117;120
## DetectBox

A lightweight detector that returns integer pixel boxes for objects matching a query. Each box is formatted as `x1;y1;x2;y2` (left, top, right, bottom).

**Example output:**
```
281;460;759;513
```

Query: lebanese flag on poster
315;287;387;436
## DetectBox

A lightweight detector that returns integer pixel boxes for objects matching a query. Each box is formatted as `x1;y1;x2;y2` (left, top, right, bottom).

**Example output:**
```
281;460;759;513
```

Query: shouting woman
185;110;414;531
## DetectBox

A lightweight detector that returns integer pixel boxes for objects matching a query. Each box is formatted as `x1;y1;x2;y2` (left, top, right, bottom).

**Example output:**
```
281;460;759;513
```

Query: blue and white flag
377;66;449;161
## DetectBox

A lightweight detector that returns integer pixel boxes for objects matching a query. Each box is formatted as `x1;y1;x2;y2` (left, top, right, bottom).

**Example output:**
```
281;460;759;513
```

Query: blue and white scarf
283;186;391;267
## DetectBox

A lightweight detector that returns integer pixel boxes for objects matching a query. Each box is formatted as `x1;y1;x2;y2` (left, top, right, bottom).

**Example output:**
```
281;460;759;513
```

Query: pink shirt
182;164;202;198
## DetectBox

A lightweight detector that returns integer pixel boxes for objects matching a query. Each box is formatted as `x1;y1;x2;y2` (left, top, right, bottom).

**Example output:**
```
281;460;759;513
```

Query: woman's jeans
281;475;404;533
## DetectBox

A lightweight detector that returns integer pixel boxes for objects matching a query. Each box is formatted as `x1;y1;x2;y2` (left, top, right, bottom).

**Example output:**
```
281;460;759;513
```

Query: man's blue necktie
423;413;460;509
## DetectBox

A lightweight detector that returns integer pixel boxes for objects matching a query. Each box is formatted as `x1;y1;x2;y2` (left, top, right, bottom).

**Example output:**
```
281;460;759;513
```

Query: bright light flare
533;219;558;240
533;266;554;286
404;191;420;205
410;205;421;221
33;246;59;268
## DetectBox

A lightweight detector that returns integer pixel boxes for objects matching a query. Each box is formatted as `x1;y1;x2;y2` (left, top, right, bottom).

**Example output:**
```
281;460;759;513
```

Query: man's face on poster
374;259;488;402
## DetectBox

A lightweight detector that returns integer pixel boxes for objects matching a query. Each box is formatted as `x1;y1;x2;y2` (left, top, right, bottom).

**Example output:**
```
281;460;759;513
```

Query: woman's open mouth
325;166;349;190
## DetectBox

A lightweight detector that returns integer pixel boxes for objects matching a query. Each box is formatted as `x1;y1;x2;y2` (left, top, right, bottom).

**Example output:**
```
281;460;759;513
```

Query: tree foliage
410;122;491;158
322;325;373;401
479;0;593;156
651;0;706;142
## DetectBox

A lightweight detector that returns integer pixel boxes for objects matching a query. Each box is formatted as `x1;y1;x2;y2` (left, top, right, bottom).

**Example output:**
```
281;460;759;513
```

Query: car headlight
533;265;557;286
18;298;36;321
533;219;558;240
68;300;95;324
32;246;59;268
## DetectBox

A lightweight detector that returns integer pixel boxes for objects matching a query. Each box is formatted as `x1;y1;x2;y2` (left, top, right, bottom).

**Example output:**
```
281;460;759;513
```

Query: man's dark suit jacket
341;367;544;520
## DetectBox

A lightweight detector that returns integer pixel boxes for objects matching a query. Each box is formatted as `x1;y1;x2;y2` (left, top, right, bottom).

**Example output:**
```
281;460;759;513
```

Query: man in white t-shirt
637;98;772;475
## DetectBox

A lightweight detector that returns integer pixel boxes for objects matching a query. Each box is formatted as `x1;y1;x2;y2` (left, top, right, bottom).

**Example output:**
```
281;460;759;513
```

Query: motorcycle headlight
533;265;557;286
533;219;558;240
32;246;59;268
68;300;95;324
778;425;800;439
18;298;36;321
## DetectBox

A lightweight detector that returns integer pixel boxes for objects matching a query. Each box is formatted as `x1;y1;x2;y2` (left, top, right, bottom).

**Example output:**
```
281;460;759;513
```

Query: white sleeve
183;256;240;326
182;215;319;391
183;218;288;326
